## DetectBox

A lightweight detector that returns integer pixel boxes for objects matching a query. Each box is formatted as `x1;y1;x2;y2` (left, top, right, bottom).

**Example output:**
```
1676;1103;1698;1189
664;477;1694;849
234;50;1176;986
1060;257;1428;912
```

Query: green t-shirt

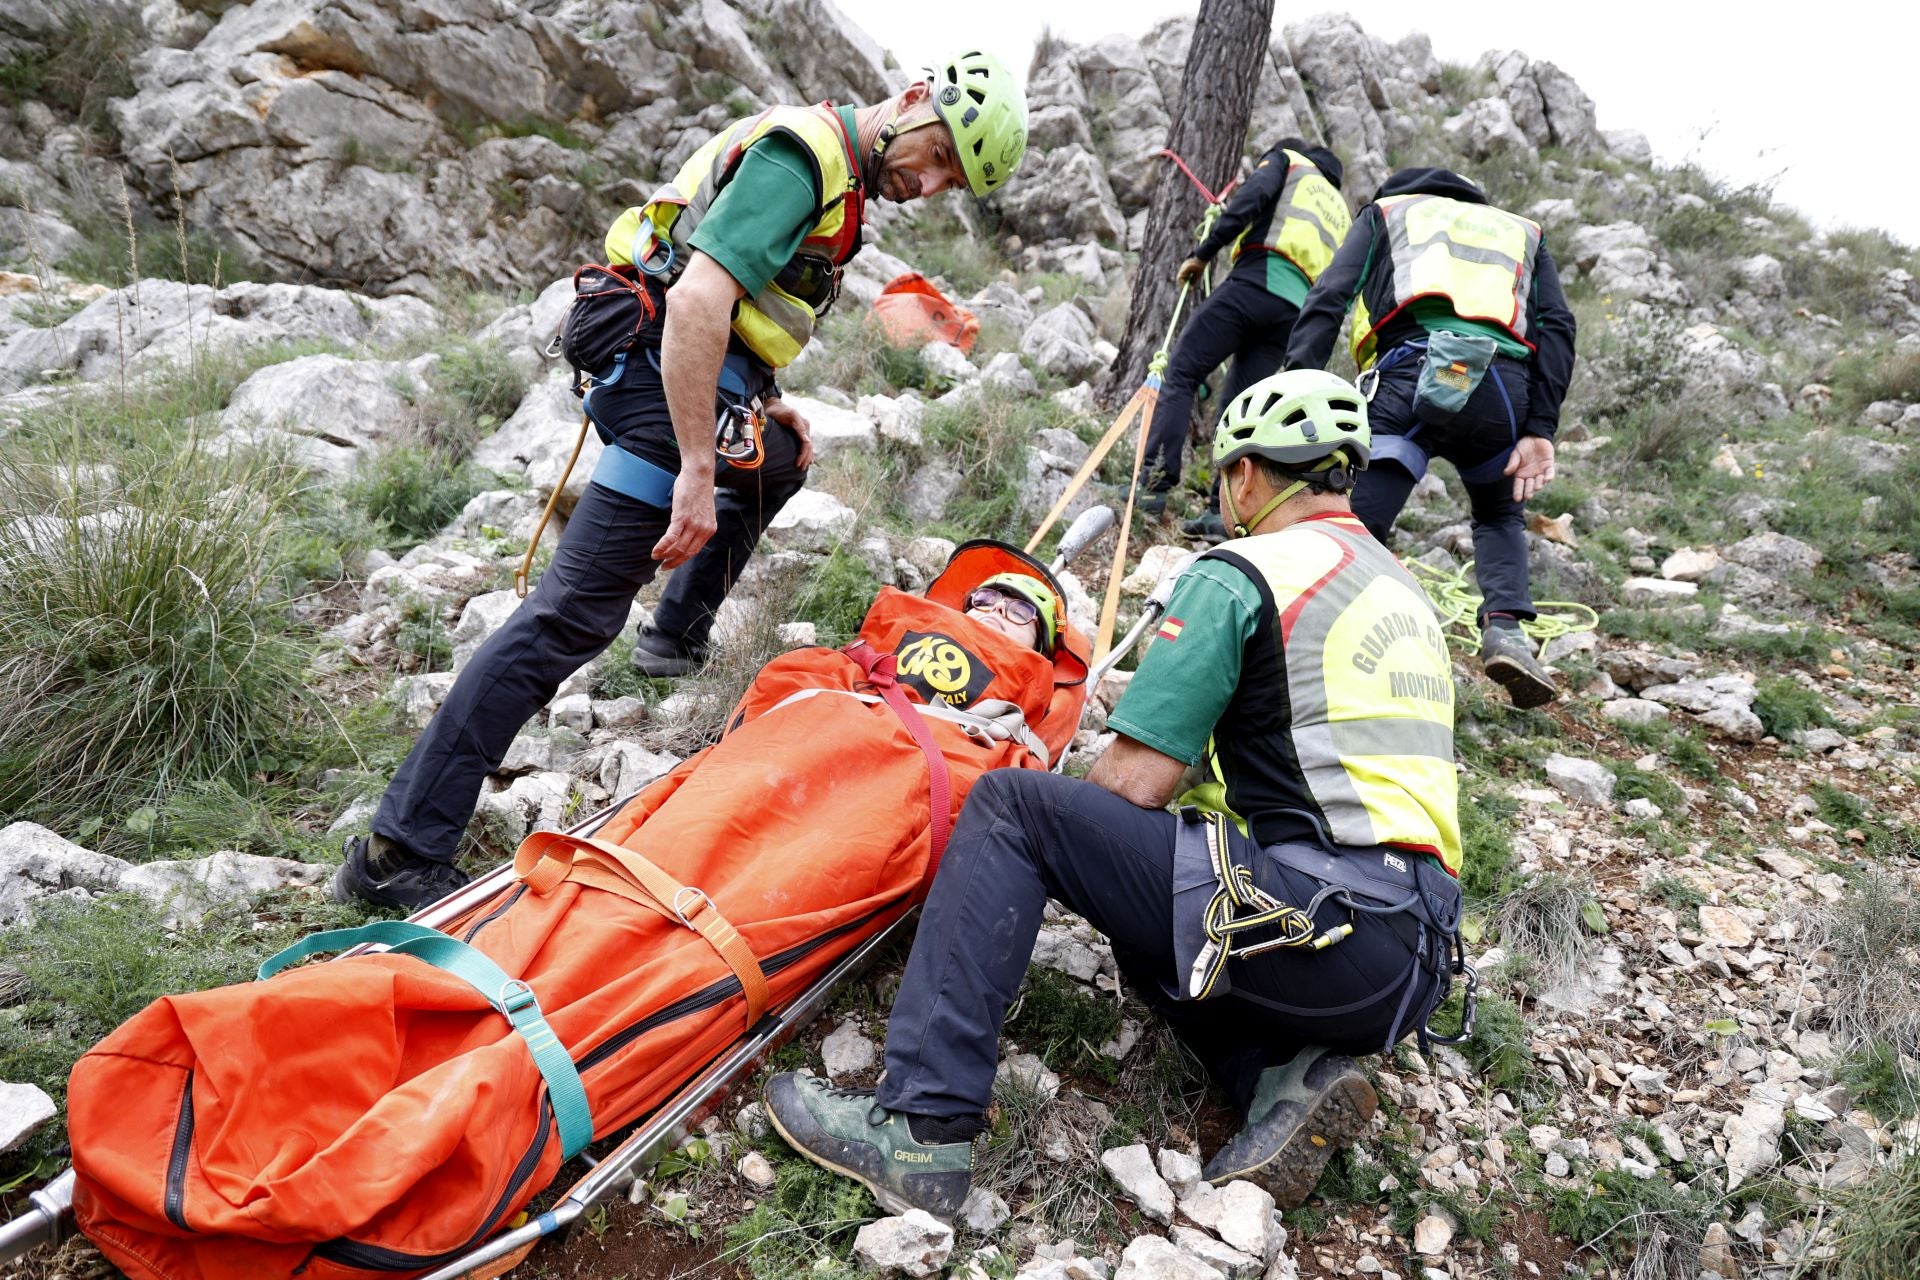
1264;255;1312;307
687;106;854;298
1106;561;1265;765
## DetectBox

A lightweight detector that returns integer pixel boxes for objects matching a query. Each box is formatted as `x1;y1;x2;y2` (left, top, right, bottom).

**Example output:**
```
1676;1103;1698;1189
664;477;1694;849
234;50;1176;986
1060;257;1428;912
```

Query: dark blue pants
1352;356;1536;621
372;368;807;863
877;770;1443;1121
1142;273;1300;502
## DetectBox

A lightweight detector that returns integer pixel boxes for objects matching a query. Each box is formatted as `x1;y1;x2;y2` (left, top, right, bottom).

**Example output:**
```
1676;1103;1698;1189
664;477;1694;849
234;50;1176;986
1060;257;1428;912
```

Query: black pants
1142;273;1300;501
372;365;807;863
876;770;1443;1121
1352;356;1536;621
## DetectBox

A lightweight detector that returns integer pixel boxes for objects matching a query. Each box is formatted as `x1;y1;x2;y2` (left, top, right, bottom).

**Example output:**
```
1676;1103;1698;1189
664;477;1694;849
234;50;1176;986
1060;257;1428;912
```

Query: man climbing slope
1285;167;1576;707
765;371;1468;1220
335;54;1030;909
1138;138;1351;536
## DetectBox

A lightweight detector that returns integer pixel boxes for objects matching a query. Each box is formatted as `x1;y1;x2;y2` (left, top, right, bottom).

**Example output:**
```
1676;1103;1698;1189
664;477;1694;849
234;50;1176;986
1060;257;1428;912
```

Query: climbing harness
1405;557;1598;652
1169;808;1477;1051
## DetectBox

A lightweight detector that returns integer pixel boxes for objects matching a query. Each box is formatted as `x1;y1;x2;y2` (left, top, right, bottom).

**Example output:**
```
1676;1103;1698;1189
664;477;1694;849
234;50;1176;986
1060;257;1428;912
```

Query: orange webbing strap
514;830;771;1026
1023;386;1154;556
1093;383;1158;666
515;412;592;598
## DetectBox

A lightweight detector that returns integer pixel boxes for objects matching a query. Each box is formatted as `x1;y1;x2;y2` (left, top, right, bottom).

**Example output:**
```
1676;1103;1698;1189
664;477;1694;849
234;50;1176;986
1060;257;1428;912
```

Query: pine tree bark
1102;0;1276;402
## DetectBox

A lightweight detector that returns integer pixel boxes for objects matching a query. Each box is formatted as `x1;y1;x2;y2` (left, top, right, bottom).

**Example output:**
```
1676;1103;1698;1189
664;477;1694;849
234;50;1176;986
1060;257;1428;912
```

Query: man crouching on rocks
765;370;1474;1220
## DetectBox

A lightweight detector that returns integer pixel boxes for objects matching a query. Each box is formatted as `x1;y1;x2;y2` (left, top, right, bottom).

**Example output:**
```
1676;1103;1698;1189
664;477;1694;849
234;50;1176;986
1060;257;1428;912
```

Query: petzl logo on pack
1384;853;1408;875
895;631;994;709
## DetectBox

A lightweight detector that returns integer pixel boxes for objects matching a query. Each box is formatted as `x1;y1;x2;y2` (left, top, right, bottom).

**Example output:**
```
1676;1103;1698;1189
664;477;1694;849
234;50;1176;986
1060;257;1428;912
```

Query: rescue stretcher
0;507;1203;1280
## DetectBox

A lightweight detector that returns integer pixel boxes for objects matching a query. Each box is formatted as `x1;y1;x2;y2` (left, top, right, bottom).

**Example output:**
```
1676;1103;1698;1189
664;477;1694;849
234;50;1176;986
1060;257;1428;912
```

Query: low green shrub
1752;675;1832;740
790;548;880;645
345;444;498;552
1006;965;1123;1078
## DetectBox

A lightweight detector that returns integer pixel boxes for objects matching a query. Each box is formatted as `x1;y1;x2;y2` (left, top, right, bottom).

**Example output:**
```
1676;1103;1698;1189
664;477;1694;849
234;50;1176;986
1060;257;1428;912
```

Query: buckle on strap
672;885;715;928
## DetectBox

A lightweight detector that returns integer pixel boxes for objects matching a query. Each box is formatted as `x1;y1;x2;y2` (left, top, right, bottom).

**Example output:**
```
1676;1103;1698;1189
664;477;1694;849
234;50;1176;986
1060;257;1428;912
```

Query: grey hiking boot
1203;1048;1377;1208
630;624;706;678
1479;622;1556;709
330;835;471;912
764;1073;975;1221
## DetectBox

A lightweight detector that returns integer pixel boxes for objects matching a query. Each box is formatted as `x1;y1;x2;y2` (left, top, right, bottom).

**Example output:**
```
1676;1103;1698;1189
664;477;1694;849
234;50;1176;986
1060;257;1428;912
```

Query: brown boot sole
1209;1072;1379;1209
1484;653;1557;709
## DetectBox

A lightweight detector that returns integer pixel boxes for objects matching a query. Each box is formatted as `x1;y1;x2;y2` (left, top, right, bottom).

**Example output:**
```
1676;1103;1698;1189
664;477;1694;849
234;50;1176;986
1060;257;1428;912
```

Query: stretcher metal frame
0;506;1155;1277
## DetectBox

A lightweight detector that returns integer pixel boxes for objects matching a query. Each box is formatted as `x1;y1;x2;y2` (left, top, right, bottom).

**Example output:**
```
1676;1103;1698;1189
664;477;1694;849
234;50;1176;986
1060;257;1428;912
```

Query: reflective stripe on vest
603;104;864;368
1230;150;1352;283
1350;193;1541;370
1216;517;1463;873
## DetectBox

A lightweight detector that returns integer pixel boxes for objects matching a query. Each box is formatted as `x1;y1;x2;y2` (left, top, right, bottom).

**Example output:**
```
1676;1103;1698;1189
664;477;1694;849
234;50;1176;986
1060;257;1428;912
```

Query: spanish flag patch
1156;617;1184;642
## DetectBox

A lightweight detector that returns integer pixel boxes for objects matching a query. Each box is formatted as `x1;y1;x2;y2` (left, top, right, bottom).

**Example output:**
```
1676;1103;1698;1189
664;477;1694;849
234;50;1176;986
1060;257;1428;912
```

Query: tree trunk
1102;0;1276;402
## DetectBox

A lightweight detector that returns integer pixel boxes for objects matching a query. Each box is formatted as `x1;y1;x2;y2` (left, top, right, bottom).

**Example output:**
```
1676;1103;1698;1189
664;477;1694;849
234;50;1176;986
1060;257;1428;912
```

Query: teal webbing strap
259;921;595;1159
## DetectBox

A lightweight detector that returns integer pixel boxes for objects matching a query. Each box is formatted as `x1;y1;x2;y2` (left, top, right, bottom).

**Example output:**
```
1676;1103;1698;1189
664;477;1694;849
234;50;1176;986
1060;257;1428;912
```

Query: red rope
1156;148;1241;206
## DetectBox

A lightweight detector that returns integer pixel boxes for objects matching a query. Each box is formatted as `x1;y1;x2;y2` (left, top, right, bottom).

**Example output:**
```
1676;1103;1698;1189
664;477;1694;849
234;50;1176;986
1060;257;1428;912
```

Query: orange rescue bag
866;272;979;353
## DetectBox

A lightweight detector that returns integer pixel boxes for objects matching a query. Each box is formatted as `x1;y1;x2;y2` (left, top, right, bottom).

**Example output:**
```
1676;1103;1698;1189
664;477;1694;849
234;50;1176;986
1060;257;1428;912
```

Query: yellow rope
1404;558;1600;652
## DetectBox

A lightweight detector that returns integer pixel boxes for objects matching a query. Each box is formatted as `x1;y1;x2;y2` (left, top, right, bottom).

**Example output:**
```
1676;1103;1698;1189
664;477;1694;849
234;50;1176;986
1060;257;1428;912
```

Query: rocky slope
5;5;1920;1280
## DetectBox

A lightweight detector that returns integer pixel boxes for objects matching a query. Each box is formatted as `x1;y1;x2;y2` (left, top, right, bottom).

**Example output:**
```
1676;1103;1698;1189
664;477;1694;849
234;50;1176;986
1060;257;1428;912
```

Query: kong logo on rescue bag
894;631;995;709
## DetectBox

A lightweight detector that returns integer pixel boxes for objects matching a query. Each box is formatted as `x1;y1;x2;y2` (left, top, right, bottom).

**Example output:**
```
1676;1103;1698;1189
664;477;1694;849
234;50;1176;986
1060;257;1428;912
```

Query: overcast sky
835;1;1920;247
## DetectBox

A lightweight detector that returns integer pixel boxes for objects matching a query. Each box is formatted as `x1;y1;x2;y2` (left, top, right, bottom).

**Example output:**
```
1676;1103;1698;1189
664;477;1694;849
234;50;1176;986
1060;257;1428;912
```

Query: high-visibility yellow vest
1229;149;1352;283
1349;193;1541;370
1205;513;1462;873
603;104;865;368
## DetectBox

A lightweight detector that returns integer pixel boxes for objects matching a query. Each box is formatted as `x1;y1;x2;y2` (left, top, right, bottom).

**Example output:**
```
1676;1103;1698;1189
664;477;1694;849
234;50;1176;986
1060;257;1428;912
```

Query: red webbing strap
1156;147;1242;206
843;641;952;890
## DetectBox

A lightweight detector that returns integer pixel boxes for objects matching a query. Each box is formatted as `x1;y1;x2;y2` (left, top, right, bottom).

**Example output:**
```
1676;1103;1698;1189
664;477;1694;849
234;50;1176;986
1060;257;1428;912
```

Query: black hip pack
559;263;659;381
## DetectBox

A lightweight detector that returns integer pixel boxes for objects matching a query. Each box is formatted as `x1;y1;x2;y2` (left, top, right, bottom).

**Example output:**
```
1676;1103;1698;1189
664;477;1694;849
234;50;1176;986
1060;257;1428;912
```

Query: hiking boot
630;624;705;678
1479;622;1557;709
1180;511;1229;543
330;835;471;912
1203;1048;1377;1209
764;1073;975;1221
1137;491;1170;520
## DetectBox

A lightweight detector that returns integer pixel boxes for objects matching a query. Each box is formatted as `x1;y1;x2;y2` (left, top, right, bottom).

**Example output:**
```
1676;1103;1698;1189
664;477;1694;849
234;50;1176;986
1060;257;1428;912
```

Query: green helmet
929;51;1028;197
978;572;1059;652
1213;369;1372;476
1213;370;1372;536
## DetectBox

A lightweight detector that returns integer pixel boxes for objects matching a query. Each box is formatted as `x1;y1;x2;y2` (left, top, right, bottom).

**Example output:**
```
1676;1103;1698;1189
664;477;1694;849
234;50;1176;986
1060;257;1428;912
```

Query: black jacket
1195;145;1340;290
1284;169;1577;440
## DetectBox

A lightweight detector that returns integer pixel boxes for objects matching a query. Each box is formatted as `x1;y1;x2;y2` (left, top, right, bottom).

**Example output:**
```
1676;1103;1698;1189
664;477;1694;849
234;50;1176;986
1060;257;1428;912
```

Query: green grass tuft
345;444;499;553
0;448;317;835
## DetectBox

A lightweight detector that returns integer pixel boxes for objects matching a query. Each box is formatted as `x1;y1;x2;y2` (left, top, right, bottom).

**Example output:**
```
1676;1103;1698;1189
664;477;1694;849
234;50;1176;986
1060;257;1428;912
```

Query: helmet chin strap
1222;450;1351;537
1225;480;1307;539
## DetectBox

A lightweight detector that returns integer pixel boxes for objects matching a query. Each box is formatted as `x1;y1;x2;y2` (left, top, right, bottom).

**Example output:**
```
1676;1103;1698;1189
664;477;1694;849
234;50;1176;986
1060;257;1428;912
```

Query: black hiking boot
630;624;706;678
330;835;471;912
1203;1048;1377;1209
764;1073;976;1221
1479;622;1557;709
1180;511;1229;543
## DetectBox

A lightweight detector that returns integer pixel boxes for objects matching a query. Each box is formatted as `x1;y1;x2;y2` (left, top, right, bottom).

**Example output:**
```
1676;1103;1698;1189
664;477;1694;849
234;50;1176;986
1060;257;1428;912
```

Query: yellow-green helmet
1213;369;1373;477
929;51;1028;197
978;572;1059;652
